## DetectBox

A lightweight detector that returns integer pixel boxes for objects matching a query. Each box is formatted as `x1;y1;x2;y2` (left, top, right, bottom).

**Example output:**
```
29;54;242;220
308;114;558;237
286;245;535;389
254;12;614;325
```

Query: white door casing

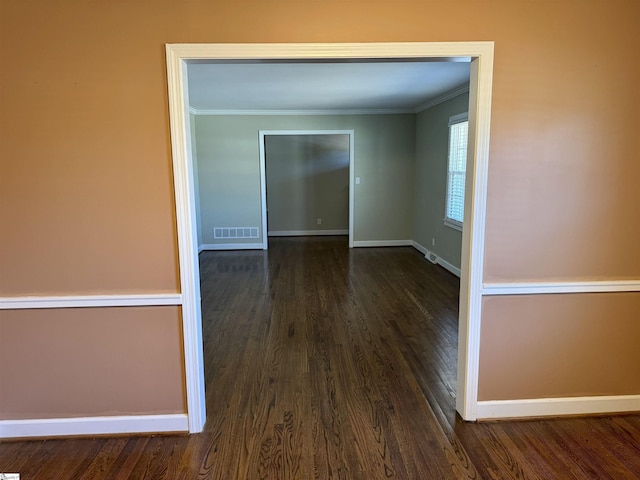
259;130;355;249
165;42;494;431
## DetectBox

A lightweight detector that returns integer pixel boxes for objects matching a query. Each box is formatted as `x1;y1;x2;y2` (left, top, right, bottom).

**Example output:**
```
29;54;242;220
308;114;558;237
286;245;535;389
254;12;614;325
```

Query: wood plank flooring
1;236;639;479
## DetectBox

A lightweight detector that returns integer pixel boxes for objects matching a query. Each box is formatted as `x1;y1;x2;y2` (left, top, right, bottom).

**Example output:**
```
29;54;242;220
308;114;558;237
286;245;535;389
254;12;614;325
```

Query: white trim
199;243;264;251
448;111;469;126
268;230;348;237
444;218;463;232
259;129;354;249
421;248;462;277
456;51;494;421
166;46;206;433
348;132;355;249
166;42;495;424
190;108;413;116
259;129;354;136
0;414;188;440
0;294;182;310
415;83;470;113
436;257;461;278
477;395;640;420
482;280;640;295
258;131;269;250
411;240;429;256
352;240;413;248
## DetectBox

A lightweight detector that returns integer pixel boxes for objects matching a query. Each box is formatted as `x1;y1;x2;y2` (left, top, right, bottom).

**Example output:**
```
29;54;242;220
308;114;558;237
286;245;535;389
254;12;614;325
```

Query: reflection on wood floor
1;237;639;479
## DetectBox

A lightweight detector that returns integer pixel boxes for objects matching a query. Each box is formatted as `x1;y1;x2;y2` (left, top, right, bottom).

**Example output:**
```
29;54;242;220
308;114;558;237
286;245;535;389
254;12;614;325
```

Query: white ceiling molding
414;83;470;113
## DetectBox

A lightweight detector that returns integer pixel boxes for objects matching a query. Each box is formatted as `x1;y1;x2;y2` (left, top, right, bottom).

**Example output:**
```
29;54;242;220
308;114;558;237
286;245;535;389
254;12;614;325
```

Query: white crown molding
414;83;470;113
482;280;640;296
0;414;188;440
477;395;640;420
189;107;414;116
0;293;182;310
268;229;348;237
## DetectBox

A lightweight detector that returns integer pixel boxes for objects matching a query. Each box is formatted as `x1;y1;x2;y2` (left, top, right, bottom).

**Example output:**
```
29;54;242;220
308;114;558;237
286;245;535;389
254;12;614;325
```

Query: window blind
446;114;468;226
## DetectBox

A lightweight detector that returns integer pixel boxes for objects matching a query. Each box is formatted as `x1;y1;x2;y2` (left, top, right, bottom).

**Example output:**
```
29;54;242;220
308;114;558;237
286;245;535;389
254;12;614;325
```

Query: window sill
444;219;463;232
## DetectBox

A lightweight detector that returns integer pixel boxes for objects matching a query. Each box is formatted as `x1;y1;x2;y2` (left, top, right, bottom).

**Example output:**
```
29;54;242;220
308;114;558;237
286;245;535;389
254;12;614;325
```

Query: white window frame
444;112;469;232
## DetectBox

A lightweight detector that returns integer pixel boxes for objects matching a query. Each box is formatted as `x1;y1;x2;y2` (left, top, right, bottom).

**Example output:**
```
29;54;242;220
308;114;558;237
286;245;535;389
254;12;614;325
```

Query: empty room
1;1;639;479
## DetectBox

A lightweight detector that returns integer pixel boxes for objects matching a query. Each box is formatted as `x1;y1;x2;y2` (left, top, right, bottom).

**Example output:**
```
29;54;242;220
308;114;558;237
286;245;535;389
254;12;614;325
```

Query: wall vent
214;227;260;239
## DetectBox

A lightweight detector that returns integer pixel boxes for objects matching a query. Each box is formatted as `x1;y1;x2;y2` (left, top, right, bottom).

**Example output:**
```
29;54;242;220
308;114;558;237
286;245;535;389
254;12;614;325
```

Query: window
444;112;468;231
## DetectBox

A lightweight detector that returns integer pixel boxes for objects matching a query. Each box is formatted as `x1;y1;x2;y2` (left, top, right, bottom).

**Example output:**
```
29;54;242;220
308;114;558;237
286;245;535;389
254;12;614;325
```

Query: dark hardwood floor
1;236;639;479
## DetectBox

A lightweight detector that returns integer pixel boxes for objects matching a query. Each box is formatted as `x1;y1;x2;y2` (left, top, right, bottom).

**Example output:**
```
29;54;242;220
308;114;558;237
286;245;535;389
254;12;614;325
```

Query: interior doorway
260;131;355;248
166;42;495;432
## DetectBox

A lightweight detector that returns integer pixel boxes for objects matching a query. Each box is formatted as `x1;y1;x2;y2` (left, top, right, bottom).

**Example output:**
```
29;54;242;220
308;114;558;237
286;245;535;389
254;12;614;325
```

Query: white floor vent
426;252;438;264
214;227;260;239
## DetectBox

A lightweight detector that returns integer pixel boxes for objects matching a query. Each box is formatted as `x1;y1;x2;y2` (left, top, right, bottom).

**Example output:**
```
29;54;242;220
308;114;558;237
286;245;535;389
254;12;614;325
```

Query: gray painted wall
193;114;416;246
265;134;349;234
413;92;470;269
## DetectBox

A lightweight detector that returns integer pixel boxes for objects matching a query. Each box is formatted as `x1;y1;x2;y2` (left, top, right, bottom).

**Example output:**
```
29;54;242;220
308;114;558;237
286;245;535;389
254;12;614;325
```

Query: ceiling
186;60;471;113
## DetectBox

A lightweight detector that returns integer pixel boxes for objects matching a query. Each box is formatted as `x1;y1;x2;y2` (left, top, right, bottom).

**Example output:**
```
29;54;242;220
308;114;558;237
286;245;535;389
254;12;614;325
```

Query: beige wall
413;92;470;268
0;307;185;420
1;0;639;421
194;114;416;245
479;293;640;400
265;134;350;233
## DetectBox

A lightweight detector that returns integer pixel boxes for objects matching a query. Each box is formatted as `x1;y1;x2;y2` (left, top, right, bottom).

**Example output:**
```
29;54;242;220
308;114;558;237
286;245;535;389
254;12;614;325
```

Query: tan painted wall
1;0;639;420
0;307;185;419
479;293;640;400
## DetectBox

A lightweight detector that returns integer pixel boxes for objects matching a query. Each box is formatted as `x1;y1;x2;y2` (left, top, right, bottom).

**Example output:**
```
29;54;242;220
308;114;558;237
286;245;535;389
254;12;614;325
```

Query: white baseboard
0;414;189;440
352;240;413;248
476;394;640;420
415;243;461;277
411;241;429;256
199;243;265;251
482;280;640;295
268;229;348;237
0;293;182;310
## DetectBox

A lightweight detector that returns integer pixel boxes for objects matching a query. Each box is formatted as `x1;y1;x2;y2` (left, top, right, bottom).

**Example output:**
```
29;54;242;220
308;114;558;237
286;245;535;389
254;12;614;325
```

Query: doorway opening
166;43;494;432
260;131;355;248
